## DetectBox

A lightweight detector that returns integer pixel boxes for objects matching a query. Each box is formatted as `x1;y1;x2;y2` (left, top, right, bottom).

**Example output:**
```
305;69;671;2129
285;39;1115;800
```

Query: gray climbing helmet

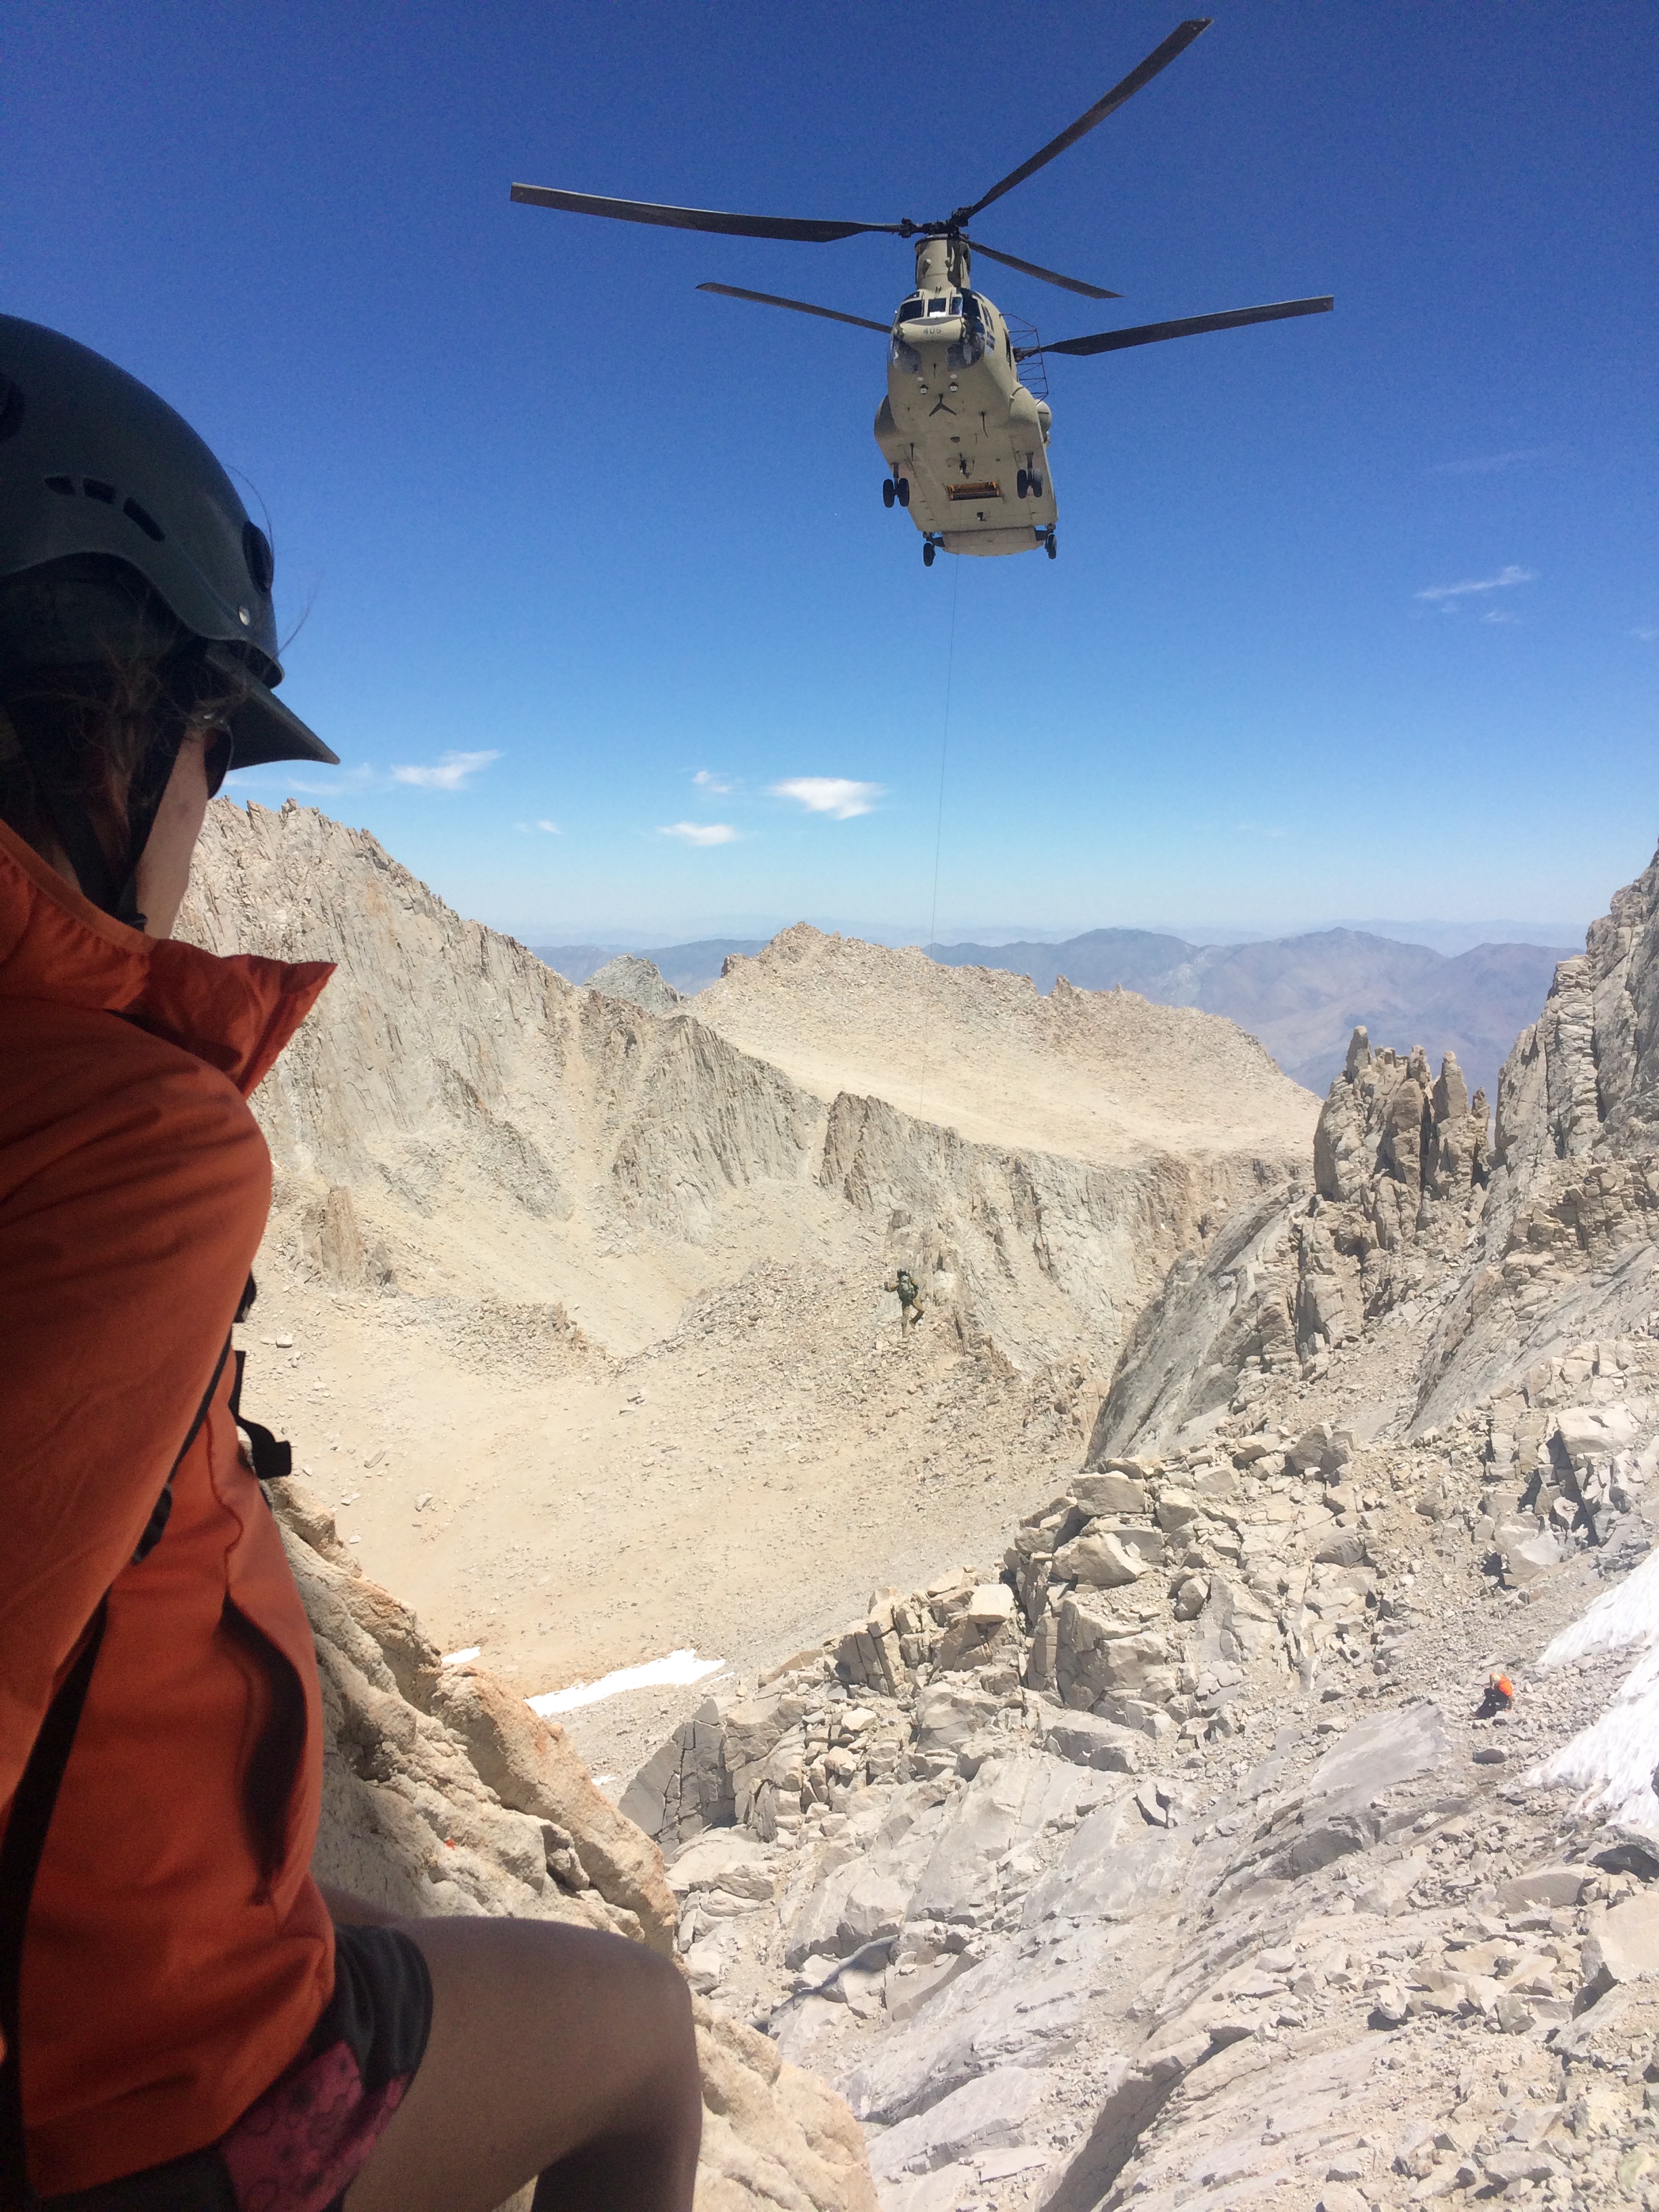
0;312;337;775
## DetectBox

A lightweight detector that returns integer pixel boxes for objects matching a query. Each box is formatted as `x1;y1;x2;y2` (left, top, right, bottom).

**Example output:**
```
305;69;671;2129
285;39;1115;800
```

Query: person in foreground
0;314;700;2211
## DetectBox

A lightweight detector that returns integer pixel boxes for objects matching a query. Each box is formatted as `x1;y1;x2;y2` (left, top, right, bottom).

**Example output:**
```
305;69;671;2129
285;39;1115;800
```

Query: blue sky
8;1;1656;943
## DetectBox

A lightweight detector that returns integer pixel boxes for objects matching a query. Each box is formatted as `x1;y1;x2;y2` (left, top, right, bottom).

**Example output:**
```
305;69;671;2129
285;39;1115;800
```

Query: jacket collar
0;817;331;1096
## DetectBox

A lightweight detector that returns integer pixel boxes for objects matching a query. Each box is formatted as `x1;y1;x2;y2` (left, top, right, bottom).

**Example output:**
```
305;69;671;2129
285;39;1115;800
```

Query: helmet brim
203;642;338;769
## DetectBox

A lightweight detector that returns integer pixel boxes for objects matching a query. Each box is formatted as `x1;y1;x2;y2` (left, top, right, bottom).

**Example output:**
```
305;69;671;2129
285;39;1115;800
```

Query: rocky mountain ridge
535;925;1573;1107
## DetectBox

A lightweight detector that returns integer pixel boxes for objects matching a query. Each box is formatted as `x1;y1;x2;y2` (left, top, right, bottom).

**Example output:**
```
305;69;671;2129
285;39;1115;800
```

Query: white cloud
659;821;739;846
1414;564;1537;607
512;818;562;833
1429;449;1552;476
391;748;501;790
693;769;734;794
226;762;375;796
1481;607;1520;626
1631;626;1659;643
771;776;885;820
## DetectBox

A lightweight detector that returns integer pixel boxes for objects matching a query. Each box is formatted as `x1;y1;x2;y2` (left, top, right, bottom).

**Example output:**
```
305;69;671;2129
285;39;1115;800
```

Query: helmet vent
0;376;22;443
83;478;116;504
122;497;165;542
45;474;75;495
242;520;274;594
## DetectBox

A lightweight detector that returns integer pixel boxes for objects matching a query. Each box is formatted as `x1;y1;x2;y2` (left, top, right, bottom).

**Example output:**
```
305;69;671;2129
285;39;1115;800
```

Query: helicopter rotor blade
955;18;1212;224
959;237;1120;300
510;182;901;245
697;283;891;334
1015;295;1333;359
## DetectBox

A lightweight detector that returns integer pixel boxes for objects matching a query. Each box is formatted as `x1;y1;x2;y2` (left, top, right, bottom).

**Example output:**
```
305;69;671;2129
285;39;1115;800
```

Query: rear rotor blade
1015;295;1333;359
511;182;899;245
961;237;1120;300
956;18;1212;224
697;283;891;334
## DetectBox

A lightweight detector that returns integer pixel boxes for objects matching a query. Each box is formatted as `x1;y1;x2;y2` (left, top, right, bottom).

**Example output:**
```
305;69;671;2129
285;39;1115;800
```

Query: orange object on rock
0;818;336;2193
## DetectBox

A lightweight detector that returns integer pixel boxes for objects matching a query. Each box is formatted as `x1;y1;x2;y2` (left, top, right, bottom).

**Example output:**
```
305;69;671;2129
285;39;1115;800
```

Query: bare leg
344;1919;701;2212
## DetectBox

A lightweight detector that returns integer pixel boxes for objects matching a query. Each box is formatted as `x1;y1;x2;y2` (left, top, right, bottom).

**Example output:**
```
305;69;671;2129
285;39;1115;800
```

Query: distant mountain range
531;924;1579;1103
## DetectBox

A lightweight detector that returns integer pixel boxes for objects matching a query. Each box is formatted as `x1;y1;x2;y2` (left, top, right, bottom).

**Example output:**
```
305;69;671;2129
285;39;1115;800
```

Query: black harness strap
0;1329;233;2207
228;1352;291;1486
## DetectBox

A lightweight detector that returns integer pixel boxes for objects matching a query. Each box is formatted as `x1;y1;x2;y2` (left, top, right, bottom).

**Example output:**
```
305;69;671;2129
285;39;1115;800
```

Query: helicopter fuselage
874;265;1056;556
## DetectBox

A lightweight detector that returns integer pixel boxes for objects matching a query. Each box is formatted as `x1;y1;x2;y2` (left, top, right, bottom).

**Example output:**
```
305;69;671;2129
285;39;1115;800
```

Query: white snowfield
527;1648;728;1717
1531;1544;1659;1830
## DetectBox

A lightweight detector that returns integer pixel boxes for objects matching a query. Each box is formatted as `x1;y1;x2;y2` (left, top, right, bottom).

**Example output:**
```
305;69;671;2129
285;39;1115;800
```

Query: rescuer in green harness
890;1269;925;1328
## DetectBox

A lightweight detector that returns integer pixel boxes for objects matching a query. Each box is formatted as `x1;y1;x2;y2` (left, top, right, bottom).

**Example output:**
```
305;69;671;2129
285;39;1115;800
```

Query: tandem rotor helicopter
511;17;1331;566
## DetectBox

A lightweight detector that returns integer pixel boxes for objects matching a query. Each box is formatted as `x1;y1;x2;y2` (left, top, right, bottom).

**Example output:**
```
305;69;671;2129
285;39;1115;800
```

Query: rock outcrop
277;1473;877;2212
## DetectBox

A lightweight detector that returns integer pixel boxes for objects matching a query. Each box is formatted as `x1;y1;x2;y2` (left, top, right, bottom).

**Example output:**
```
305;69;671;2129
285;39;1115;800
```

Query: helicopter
511;17;1332;565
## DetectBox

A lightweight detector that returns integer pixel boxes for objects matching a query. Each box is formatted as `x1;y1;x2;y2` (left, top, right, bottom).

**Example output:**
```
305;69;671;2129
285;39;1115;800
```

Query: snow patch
1529;1547;1659;1830
440;1643;482;1666
527;1648;727;1717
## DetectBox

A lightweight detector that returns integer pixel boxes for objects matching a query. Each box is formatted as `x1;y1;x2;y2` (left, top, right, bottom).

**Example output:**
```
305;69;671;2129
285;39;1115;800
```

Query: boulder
1073;1472;1150;1517
965;1582;1016;1627
1554;1403;1641;1465
1496;1864;1589;1911
1492;1519;1563;1586
1582;1893;1659;1994
1052;1531;1149;1589
667;1831;778;1902
914;1683;999;1754
1040;1712;1141;1774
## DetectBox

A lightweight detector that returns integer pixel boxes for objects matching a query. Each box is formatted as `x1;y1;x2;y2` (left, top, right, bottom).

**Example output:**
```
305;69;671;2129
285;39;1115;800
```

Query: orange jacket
0;817;336;2193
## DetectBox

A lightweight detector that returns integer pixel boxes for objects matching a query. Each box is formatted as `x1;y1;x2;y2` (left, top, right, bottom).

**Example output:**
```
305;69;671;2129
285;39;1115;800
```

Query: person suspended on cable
0;314;699;2211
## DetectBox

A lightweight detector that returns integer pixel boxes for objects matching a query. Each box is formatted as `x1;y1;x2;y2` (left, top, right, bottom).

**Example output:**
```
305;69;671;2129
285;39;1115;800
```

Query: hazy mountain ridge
534;926;1574;1106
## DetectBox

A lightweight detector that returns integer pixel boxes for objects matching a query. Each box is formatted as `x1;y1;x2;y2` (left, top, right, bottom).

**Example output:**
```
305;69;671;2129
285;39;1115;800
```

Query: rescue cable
916;554;961;1122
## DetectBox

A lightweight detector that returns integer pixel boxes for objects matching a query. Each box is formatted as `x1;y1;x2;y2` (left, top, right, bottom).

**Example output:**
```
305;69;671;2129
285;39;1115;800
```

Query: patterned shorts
44;1925;433;2212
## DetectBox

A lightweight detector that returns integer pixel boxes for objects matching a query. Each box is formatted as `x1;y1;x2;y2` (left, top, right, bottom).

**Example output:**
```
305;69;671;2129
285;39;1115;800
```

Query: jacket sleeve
0;1002;272;1824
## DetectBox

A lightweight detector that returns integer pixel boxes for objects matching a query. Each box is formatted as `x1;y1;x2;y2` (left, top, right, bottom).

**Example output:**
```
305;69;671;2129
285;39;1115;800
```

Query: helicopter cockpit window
897;296;922;322
927;296;950;316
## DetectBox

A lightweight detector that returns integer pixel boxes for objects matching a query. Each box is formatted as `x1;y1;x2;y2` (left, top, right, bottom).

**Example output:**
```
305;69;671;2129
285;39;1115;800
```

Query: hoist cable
916;555;961;1120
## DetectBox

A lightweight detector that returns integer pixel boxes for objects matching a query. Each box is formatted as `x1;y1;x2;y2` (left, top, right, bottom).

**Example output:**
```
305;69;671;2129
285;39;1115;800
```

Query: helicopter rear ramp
941;526;1043;556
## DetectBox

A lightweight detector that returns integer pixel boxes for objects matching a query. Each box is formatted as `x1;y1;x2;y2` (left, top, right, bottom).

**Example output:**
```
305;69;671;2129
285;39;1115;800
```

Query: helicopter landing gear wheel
1030;474;1044;498
896;476;911;508
882;478;896;509
1046;531;1057;560
1017;468;1029;500
922;540;936;567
